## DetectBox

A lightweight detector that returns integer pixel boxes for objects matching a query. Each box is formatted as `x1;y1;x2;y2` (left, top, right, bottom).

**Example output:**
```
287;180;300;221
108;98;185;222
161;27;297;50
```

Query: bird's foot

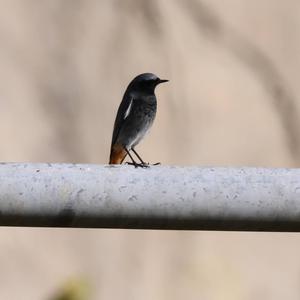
152;162;161;166
126;162;150;168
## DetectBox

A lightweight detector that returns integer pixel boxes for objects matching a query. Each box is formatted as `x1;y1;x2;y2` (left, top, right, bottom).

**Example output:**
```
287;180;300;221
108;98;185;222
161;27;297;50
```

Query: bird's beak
158;79;169;84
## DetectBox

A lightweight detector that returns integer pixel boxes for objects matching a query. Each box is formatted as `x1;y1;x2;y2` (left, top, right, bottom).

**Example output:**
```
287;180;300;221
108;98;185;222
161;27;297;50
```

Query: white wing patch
124;98;133;119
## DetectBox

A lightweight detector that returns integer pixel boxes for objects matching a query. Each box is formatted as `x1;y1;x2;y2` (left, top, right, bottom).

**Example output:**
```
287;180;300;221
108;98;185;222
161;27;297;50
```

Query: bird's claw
126;162;150;168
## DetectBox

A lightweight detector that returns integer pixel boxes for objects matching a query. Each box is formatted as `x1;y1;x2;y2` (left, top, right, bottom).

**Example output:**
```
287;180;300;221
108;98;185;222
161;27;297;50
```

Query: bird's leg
132;148;160;166
125;148;148;168
131;148;147;165
125;148;138;167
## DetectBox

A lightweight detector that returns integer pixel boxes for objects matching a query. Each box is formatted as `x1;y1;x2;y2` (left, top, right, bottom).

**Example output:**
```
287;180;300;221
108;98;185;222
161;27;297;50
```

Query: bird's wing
123;97;133;120
111;93;133;147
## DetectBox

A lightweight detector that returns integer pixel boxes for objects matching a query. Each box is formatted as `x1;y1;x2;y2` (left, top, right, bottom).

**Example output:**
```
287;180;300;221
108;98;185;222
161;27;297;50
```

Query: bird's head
128;73;168;95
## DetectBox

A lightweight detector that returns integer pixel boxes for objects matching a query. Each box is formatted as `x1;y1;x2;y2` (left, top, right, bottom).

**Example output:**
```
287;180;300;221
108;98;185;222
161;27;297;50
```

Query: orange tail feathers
109;144;127;164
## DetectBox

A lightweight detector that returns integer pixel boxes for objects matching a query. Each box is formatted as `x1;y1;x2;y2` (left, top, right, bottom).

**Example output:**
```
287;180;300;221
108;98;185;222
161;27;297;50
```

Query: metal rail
0;163;300;231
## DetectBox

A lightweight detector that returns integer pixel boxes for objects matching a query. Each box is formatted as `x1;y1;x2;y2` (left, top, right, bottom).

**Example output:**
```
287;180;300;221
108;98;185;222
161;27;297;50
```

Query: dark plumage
109;73;168;167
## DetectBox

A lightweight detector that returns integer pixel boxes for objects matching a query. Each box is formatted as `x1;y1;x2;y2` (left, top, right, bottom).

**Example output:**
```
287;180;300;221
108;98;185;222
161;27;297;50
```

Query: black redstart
109;73;168;167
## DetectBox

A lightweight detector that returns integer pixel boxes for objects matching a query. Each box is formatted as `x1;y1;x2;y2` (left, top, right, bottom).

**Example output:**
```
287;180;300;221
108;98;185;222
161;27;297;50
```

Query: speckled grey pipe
0;163;300;231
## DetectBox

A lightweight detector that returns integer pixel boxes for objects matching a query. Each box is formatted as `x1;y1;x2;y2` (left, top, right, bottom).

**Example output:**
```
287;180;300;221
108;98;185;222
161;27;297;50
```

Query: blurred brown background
0;0;300;299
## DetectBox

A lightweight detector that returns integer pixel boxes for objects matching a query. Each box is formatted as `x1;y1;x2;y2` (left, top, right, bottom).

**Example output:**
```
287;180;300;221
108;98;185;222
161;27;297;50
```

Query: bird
109;73;168;167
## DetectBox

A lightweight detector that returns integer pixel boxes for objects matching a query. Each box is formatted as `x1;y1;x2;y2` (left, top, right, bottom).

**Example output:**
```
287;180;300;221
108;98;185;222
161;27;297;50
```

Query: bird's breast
126;101;156;148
